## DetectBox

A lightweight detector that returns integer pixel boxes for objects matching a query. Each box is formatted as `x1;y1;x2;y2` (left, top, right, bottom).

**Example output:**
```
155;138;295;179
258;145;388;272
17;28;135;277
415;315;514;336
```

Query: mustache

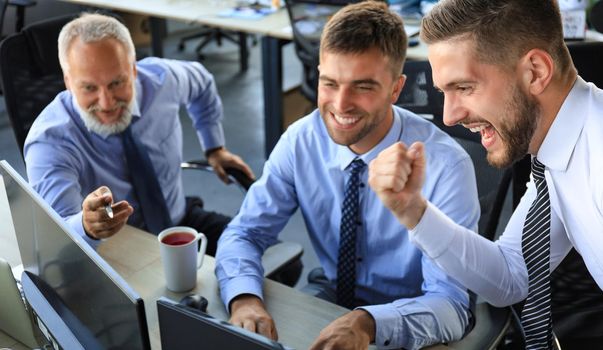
87;100;130;113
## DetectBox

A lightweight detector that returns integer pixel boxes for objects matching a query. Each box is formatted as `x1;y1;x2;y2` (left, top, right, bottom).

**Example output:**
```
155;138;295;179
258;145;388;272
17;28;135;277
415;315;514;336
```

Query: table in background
59;0;428;157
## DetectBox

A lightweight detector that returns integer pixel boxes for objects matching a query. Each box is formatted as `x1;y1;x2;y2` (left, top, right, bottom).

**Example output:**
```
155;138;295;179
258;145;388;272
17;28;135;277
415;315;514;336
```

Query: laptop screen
157;298;288;350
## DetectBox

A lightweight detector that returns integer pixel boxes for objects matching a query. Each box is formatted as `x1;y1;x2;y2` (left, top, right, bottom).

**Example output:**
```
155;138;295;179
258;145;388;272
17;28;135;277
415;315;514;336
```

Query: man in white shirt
368;0;603;349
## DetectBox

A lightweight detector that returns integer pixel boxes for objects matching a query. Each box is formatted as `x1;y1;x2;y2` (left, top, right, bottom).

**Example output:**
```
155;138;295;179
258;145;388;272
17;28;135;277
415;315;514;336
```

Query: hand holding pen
82;186;134;240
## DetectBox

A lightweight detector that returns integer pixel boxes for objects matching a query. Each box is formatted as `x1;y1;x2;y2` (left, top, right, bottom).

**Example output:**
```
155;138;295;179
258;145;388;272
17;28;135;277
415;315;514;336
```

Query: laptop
0;257;40;348
157;298;294;350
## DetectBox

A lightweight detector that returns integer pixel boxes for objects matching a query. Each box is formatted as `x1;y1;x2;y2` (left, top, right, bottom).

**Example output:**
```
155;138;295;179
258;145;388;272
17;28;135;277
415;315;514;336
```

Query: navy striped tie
521;157;553;350
336;159;365;308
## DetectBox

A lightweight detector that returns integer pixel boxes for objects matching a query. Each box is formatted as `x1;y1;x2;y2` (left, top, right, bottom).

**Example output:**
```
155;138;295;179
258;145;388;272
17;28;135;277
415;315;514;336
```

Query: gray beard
75;98;134;138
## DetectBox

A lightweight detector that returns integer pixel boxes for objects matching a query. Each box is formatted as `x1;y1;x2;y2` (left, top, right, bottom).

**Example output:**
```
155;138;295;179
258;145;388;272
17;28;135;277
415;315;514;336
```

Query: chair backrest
0;14;75;157
397;60;516;238
566;41;603;88
284;1;329;104
0;1;9;38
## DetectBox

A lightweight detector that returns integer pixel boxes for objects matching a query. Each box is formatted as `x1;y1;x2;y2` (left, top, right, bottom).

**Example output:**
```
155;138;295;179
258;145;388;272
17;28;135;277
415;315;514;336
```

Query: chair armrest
446;301;511;350
261;242;303;278
181;160;254;191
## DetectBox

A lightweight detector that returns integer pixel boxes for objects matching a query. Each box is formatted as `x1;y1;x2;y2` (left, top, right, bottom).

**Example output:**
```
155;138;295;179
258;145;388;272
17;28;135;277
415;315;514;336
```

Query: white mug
157;226;207;292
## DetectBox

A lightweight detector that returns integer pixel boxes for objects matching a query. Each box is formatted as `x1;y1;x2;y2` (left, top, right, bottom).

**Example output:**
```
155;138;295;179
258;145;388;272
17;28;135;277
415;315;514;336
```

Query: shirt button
356;220;362;226
384;340;391;346
357;257;363;262
359;183;365;188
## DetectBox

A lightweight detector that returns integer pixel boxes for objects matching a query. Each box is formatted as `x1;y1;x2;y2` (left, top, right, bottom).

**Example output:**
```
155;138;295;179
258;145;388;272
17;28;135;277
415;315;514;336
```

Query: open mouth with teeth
464;122;498;149
331;111;361;129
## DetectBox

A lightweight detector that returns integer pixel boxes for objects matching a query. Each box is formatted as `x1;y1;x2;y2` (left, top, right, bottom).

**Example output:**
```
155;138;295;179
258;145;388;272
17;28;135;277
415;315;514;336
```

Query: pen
105;204;114;219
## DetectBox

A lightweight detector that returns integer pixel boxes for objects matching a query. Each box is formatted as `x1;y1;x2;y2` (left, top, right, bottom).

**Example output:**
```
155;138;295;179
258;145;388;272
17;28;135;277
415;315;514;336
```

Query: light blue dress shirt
216;106;480;349
24;57;225;246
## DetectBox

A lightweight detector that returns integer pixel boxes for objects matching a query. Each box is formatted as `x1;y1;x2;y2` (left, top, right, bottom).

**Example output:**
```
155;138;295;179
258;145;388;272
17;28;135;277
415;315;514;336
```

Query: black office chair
178;27;254;72
0;14;303;287
284;0;329;105
0;1;8;37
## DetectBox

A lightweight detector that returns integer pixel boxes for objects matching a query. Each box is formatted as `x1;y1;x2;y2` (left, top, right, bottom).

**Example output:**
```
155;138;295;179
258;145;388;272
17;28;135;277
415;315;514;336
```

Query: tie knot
531;157;546;182
348;159;366;174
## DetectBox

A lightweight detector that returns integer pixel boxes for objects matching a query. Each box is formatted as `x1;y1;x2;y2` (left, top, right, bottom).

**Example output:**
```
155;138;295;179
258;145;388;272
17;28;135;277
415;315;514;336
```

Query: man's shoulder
282;109;328;142
26;92;79;147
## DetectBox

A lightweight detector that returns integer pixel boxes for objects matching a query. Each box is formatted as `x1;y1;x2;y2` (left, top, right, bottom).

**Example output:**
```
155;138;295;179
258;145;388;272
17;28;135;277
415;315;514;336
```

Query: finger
85;191;112;211
406;142;426;191
242;319;257;334
111;201;133;216
213;165;231;184
256;320;277;340
308;336;326;350
231;159;256;181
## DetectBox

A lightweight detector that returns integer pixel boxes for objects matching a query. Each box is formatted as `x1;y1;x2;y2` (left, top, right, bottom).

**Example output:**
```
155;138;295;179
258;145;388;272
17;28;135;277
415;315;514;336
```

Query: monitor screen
0;160;150;350
157;298;286;350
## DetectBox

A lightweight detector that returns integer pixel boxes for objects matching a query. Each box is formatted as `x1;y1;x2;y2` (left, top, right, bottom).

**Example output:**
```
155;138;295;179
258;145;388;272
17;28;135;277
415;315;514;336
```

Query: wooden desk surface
97;226;354;350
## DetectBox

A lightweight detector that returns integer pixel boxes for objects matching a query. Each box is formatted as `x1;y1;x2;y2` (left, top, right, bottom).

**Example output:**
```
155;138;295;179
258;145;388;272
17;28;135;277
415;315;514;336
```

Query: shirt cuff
220;275;264;312
409;202;458;259
358;304;401;349
65;211;102;249
197;123;225;153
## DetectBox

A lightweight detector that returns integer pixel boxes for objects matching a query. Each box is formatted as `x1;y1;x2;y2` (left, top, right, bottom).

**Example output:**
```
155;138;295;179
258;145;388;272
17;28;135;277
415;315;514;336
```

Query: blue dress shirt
24;57;225;246
216;106;480;349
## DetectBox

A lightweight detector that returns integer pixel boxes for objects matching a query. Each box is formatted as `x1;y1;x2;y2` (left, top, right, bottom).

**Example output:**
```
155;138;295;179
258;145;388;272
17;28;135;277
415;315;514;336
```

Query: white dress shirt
409;77;603;307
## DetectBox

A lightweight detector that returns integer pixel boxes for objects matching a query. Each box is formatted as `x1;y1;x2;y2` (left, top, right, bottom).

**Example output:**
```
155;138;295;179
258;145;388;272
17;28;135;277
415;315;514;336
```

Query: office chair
284;0;337;105
178;27;253;72
0;1;8;37
0;14;303;287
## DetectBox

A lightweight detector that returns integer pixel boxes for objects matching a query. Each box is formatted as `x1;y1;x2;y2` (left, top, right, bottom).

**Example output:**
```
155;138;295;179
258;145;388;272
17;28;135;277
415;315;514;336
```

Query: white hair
58;13;136;73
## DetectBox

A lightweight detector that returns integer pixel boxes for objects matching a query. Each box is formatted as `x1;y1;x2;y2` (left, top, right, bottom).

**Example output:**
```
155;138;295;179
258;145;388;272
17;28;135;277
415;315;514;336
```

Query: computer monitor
157;298;286;350
0;160;150;350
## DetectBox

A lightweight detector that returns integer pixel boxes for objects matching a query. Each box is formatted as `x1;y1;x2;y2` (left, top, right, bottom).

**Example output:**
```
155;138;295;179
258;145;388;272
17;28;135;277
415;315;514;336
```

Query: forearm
361;294;469;350
215;228;271;309
410;202;528;306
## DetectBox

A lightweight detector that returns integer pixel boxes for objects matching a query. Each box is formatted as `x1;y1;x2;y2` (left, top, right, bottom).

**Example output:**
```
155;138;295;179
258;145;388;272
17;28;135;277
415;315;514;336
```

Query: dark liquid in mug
161;232;195;246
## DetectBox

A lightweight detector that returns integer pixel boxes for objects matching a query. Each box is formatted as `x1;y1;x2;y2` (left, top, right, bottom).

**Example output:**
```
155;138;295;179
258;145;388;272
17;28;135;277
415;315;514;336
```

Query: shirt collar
131;79;142;120
335;108;402;171
537;76;588;172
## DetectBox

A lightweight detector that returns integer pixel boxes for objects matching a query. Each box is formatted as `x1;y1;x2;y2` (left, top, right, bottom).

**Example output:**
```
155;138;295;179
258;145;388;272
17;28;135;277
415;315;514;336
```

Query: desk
97;226;354;350
97;226;459;349
58;0;428;157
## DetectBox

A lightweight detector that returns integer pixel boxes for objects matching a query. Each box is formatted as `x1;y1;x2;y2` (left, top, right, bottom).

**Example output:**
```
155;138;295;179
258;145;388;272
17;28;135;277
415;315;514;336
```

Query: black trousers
178;196;231;256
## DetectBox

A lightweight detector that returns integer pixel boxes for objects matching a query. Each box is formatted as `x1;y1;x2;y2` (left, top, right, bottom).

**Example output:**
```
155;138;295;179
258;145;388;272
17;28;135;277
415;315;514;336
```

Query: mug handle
196;232;207;269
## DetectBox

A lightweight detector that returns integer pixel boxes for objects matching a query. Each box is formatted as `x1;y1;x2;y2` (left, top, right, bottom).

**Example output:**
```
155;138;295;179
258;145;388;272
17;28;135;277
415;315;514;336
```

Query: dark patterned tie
521;157;553;350
336;158;365;308
122;126;172;234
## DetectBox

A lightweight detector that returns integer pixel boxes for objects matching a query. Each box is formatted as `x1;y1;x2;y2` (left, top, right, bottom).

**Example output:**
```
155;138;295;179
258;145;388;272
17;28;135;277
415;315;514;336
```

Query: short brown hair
320;0;407;76
420;0;572;75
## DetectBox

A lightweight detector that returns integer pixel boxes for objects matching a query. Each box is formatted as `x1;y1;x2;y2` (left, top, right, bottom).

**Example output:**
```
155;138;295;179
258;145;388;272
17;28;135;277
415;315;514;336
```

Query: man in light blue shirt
24;13;254;254
215;2;479;349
